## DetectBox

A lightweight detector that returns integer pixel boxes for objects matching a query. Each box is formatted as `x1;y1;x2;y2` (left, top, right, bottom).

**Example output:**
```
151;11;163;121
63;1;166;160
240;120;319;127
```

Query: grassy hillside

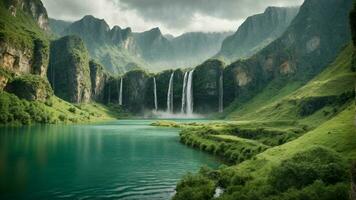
0;90;121;126
225;44;355;129
173;43;356;200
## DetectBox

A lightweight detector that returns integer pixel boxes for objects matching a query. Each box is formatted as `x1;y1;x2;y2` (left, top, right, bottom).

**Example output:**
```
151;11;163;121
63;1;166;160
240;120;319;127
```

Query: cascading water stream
119;78;123;105
219;73;223;113
181;72;188;113
153;77;158;111
166;72;174;113
186;70;194;115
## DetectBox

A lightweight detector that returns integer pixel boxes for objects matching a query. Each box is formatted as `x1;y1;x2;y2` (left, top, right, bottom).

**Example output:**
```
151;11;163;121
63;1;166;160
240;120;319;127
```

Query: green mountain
55;16;232;73
223;0;352;109
48;18;71;36
216;7;299;62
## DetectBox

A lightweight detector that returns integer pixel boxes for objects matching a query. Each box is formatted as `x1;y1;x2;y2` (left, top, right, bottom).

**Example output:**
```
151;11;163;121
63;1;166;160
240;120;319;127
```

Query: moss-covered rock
47;35;91;103
104;69;150;113
89;60;108;102
153;69;184;112
5;74;52;101
193;59;224;113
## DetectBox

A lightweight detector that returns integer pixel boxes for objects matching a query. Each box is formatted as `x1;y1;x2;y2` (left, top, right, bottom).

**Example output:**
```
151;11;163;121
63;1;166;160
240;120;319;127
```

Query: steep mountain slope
49;18;71;36
217;7;299;62
223;0;352;109
170;32;231;68
59;15;231;73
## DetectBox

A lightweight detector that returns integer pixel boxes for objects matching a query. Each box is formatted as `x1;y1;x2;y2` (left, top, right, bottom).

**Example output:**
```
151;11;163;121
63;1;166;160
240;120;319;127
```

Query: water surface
0;120;220;199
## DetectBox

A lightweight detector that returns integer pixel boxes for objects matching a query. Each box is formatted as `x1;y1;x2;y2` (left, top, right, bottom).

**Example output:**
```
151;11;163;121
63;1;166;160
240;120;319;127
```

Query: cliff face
48;36;91;103
0;0;50;79
5;74;52;101
193;60;225;114
223;0;352;107
217;7;299;62
89;60;107;102
5;0;50;31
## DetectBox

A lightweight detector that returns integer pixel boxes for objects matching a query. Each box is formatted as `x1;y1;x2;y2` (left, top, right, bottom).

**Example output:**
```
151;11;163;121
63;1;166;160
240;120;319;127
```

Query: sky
42;0;304;36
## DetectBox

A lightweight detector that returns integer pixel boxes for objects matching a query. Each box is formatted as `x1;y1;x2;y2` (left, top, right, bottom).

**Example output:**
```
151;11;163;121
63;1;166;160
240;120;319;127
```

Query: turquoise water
0;120;220;199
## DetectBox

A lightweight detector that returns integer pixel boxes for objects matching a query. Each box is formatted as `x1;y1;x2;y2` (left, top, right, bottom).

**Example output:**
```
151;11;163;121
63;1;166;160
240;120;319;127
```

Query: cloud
42;0;304;36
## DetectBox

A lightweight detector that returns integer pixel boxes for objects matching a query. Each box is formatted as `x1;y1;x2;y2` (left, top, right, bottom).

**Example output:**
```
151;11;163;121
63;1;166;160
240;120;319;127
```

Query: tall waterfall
119;78;123;105
186;70;194;114
181;72;188;113
181;70;194;115
219;73;223;113
167;72;174;113
153;77;158;111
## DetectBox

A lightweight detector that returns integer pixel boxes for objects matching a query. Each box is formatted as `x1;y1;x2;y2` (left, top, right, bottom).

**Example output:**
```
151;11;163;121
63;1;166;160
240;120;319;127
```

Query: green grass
0;1;50;50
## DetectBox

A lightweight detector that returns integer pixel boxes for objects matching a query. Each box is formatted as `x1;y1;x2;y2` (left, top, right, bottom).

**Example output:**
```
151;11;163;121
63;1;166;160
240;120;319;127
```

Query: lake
0;120;220;199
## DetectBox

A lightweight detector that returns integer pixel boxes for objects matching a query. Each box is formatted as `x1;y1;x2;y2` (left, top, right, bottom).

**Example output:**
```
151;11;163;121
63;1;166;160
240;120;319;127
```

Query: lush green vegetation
0;0;50;50
174;41;356;199
0;91;121;125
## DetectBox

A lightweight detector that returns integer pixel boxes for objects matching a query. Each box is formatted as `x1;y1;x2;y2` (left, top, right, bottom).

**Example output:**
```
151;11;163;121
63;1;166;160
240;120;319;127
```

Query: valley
0;0;355;199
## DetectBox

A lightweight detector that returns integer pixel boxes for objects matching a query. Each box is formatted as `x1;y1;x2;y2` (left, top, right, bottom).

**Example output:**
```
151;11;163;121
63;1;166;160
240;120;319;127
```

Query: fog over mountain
42;0;304;35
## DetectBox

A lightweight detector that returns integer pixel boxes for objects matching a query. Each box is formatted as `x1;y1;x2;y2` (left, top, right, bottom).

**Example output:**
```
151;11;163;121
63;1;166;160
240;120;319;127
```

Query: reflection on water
0;120;220;199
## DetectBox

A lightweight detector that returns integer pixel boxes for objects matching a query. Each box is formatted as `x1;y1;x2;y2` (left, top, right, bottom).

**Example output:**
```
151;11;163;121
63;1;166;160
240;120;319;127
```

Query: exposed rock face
0;42;32;75
5;74;53;101
121;70;150;113
217;7;299;62
193;60;225;113
223;0;352;107
48;36;91;103
89;60;107;102
0;0;50;78
5;0;50;31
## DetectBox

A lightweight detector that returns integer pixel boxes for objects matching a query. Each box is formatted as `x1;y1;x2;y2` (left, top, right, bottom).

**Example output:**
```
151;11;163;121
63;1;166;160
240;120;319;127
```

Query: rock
0;42;32;75
217;7;299;61
89;60;108;102
48;36;91;103
5;0;50;31
193;59;225;113
5;74;53;101
223;0;352;108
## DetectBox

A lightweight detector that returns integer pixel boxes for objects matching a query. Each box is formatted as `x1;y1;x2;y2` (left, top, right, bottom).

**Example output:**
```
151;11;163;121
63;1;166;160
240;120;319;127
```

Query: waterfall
119;78;123;105
219;73;223;113
181;72;188;113
153;77;158;111
166;72;174;113
186;70;194;115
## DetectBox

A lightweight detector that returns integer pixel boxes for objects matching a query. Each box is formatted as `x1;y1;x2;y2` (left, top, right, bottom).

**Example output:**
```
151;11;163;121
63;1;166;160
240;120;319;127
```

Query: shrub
173;173;215;200
68;107;76;113
268;146;347;192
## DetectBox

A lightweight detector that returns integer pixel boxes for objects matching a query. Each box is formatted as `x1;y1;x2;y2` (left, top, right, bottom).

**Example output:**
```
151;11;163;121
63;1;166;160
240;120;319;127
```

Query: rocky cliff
4;0;50;31
193;59;225;113
223;0;352;108
48;36;91;103
217;7;299;62
0;0;50;79
89;60;108;102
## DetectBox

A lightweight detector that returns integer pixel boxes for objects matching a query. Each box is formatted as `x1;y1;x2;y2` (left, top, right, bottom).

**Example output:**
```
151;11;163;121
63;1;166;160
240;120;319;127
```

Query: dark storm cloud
42;0;304;35
117;0;304;29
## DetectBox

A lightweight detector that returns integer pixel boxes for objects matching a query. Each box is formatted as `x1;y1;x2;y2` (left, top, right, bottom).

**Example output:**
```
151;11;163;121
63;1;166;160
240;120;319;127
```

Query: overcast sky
42;0;304;36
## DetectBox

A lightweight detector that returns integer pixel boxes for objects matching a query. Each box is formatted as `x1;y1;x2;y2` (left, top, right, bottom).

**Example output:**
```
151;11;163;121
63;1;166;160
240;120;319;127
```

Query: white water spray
119;78;123;105
167;72;174;113
181;72;188;113
186;70;194;114
153;77;158;111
